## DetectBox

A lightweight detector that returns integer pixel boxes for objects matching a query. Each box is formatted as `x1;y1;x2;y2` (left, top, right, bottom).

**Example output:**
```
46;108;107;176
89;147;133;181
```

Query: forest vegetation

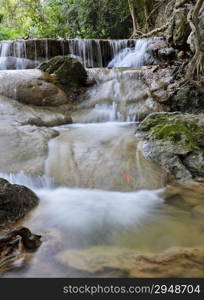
0;0;154;40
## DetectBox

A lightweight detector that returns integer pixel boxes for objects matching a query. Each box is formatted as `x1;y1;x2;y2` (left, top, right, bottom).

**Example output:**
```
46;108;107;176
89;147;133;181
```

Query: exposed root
187;0;204;81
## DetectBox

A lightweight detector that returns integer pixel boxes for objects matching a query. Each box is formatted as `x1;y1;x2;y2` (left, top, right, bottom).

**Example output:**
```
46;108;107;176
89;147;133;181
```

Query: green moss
139;113;204;152
39;56;87;88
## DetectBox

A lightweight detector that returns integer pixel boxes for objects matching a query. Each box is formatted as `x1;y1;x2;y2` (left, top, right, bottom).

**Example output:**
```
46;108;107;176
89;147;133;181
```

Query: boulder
136;112;204;180
0;178;39;226
38;56;88;97
0;70;69;106
171;85;204;114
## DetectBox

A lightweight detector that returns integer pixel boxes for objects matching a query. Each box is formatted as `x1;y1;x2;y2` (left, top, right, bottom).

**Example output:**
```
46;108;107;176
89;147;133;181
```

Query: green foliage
0;0;154;40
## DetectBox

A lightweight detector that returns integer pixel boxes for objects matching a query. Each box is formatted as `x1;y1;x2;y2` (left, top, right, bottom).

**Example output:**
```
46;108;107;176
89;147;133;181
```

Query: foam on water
0;171;163;230
108;39;155;67
0;171;54;190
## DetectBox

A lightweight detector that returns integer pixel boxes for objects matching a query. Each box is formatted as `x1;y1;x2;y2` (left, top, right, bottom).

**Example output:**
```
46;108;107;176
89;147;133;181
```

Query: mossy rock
39;56;88;91
138;113;204;153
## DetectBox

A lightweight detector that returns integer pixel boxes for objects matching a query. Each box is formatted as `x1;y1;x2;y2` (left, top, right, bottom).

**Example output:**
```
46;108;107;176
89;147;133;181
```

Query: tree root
130;21;171;39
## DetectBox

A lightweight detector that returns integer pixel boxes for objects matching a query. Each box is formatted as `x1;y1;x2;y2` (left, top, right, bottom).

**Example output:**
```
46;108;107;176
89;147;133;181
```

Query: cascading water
72;67;162;123
0;38;156;69
2;37;203;278
108;39;156;67
0;41;38;70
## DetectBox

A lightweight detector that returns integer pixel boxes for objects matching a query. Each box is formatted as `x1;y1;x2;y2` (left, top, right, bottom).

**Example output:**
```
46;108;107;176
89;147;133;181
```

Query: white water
0;41;38;69
108;39;156;67
0;38;155;69
73;67;162;123
0;171;163;231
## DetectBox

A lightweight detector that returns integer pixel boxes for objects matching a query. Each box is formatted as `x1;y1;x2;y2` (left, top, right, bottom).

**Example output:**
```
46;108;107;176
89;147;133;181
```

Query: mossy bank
136;112;204;181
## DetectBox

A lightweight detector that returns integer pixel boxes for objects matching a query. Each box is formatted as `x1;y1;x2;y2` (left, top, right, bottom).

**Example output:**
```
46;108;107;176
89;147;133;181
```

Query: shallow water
1;123;204;277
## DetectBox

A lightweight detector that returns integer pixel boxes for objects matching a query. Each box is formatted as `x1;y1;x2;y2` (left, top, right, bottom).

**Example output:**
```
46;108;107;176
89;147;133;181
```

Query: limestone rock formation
136;112;204;180
56;246;204;277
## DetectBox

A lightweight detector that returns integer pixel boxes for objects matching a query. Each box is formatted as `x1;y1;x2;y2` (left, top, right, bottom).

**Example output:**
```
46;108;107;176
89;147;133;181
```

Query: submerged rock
162;182;204;210
136;112;204;180
56;246;204;277
38;56;88;98
0;179;39;226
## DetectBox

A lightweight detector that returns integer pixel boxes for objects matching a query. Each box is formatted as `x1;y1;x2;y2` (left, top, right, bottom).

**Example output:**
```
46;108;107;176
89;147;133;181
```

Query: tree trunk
128;0;139;34
144;0;149;32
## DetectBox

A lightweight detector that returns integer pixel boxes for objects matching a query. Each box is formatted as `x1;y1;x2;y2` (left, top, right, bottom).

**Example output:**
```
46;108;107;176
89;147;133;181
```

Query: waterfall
73;67;162;123
0;42;12;70
0;38;157;69
108;39;156;67
68;39;103;68
0;40;38;70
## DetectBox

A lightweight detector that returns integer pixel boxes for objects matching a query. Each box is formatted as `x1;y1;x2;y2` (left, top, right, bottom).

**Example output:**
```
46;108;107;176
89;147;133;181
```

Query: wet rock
0;69;69;106
0;227;41;274
74;66;175;123
56;246;204;277
0;179;39;226
136;112;204;181
0;57;39;70
193;205;204;216
162;182;204;209
0;123;58;174
0;93;72;175
38;56;88;98
157;47;176;61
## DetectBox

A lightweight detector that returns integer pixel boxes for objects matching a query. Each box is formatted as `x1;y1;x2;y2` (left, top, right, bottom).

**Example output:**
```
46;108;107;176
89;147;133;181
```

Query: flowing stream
1;39;204;277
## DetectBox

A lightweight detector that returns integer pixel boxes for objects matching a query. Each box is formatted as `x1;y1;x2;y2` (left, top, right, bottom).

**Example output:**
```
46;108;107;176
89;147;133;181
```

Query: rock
157;47;176;62
0;57;39;70
183;152;204;177
162;182;204;209
0;69;69;106
38;56;88;97
73;65;175;123
171;85;204;114
0;92;72;175
154;0;193;49
0;179;39;226
136;112;204;180
0;227;41;274
193;205;204;216
56;246;204;277
0;227;41;250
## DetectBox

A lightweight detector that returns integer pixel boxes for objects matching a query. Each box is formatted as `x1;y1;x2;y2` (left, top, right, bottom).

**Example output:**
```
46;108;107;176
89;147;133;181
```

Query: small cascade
73;67;162;123
108;39;156;67
0;40;38;70
68;39;103;67
0;42;12;56
0;38;160;69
